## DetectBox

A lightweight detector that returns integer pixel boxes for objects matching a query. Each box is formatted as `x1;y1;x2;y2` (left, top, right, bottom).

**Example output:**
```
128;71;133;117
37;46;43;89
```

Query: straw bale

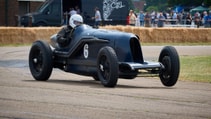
101;26;211;43
30;27;60;42
0;27;60;45
0;27;35;45
0;26;211;45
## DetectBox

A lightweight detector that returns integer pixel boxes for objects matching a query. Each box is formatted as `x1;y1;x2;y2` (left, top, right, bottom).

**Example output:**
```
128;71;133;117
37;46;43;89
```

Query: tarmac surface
0;46;211;119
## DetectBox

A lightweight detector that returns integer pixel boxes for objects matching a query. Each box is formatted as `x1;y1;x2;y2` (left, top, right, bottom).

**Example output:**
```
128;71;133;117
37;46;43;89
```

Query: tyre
92;75;100;81
97;46;119;87
29;40;53;81
159;46;180;87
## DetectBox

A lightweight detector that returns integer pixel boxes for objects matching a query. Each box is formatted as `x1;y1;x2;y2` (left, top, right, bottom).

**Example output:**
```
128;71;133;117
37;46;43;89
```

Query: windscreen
36;0;51;13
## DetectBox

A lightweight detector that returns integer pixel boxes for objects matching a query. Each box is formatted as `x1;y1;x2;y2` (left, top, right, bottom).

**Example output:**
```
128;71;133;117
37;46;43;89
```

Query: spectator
172;11;177;24
75;6;81;14
182;12;187;24
69;8;77;16
186;13;192;25
157;13;166;27
144;12;151;27
203;11;209;28
128;10;137;26
163;11;167;19
154;12;158;27
92;7;102;28
126;15;130;25
177;12;183;24
139;11;145;26
151;11;156;27
208;11;211;27
194;12;201;28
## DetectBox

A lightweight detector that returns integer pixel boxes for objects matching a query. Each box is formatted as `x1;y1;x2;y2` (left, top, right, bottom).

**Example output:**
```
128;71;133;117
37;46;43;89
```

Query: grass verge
0;43;31;47
142;42;211;46
1;42;211;47
180;56;211;83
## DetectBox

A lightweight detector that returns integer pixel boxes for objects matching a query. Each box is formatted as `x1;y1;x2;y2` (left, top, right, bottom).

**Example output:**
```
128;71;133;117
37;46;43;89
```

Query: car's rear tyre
92;74;100;81
97;46;119;87
159;46;180;87
29;40;53;81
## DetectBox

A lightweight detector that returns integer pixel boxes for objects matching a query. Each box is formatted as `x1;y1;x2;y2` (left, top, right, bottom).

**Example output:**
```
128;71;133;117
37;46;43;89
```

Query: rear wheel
92;74;100;81
29;40;53;81
159;46;180;87
97;47;119;87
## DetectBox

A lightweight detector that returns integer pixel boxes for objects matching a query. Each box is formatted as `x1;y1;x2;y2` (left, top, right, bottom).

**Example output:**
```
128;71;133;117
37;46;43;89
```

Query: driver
57;14;83;47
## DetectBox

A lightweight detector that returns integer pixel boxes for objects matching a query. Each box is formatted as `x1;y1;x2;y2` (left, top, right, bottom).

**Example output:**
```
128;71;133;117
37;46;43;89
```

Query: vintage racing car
29;24;180;87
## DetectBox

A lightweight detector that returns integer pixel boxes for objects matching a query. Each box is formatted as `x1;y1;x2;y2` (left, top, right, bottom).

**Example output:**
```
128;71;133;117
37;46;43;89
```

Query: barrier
0;26;210;45
102;25;211;43
0;27;60;45
164;24;197;28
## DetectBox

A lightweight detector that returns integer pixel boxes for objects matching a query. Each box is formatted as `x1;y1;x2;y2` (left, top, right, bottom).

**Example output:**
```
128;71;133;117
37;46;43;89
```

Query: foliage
167;0;211;7
144;0;211;12
146;6;158;12
145;0;168;11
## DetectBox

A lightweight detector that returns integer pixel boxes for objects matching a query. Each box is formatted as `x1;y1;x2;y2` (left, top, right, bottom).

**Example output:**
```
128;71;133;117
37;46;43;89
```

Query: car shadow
48;79;104;88
24;79;174;89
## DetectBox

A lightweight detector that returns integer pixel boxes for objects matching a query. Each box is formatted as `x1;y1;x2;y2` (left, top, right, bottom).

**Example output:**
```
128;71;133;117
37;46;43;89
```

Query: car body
29;24;180;87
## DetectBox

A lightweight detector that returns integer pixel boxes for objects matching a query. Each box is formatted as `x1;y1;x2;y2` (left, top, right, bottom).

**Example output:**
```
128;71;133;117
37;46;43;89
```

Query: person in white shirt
128;10;137;26
69;8;77;16
92;7;102;28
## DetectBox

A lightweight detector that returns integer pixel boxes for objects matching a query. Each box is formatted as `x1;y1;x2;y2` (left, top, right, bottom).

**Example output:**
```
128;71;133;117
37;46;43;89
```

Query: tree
144;0;211;12
146;6;158;12
167;0;211;7
145;0;168;11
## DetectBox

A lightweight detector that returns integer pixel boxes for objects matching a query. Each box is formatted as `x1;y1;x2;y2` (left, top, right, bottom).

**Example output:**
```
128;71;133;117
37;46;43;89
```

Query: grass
0;43;31;47
180;56;211;83
141;42;211;46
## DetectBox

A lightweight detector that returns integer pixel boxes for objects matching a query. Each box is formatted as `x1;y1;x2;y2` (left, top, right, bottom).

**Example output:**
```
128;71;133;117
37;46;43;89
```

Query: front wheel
159;46;180;87
29;40;53;81
97;46;119;87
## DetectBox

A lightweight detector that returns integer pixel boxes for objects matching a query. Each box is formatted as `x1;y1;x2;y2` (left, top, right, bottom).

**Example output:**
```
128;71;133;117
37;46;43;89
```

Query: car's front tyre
159;46;180;87
29;40;53;81
97;46;119;87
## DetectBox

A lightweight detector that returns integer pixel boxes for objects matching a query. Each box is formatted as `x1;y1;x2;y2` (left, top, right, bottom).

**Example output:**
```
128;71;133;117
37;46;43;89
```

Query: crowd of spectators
128;10;211;28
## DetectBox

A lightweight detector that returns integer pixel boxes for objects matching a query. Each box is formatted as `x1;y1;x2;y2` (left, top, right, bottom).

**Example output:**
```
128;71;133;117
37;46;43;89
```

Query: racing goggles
74;21;83;26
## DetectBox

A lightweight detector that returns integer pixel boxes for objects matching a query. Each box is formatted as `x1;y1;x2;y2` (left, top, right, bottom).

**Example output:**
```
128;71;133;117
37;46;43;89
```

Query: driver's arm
57;26;72;46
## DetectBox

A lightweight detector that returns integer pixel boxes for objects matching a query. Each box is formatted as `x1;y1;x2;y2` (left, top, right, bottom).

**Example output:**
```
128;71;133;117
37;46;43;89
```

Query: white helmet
69;14;83;28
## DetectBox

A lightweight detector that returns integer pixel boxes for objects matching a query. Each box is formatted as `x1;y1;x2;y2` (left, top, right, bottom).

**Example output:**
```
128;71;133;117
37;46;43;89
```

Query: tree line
144;0;211;12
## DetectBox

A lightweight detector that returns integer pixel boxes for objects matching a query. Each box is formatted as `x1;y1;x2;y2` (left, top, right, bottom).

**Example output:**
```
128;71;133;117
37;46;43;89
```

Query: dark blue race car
29;25;180;87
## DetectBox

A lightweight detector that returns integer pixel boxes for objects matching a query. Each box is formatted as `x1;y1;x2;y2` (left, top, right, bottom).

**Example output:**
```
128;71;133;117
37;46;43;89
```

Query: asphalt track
0;46;211;119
